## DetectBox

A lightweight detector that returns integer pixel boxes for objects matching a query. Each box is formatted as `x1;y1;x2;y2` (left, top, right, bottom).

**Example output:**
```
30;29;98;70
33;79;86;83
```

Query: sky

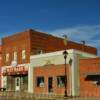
0;0;100;54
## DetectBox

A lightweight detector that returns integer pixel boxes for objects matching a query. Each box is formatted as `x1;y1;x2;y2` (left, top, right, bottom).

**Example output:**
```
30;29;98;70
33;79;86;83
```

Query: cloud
49;25;100;55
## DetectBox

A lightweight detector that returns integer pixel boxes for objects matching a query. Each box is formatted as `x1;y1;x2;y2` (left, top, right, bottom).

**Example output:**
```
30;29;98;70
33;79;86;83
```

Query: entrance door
48;77;53;93
15;77;20;91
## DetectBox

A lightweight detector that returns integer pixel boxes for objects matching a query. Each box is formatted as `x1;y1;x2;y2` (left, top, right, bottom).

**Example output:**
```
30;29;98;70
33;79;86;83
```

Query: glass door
15;77;20;91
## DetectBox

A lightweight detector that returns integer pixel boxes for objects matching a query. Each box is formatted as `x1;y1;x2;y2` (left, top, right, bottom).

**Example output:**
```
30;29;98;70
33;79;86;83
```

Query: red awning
3;66;28;76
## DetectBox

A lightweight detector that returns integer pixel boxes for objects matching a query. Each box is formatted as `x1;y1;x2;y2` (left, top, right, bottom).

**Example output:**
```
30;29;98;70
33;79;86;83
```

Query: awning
3;66;28;76
83;72;100;81
83;72;100;77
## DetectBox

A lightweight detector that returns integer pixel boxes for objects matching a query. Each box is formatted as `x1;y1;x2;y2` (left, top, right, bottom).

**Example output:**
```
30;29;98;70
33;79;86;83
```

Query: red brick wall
29;29;97;55
79;58;100;97
33;64;70;95
2;31;31;66
2;29;97;66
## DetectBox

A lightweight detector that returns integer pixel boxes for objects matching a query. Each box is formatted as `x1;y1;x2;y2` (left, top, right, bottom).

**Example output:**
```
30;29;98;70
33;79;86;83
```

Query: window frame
57;76;65;88
22;49;26;60
13;51;17;61
36;76;44;87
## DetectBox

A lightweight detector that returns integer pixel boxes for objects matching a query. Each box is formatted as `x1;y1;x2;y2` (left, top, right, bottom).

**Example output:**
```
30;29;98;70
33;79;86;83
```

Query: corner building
30;50;97;97
1;29;97;93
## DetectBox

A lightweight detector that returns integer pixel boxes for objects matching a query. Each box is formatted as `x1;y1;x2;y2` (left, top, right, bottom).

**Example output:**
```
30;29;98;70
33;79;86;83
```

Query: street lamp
63;35;68;97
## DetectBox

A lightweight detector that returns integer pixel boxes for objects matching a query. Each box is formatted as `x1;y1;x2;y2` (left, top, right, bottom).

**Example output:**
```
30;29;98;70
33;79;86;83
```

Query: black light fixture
63;35;68;97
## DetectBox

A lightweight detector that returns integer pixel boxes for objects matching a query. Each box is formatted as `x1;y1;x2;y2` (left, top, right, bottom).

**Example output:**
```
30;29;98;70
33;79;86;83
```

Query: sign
3;66;28;75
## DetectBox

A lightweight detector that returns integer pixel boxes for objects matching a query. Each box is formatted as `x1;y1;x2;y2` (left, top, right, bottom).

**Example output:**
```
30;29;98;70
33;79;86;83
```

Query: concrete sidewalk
0;96;100;100
0;92;100;100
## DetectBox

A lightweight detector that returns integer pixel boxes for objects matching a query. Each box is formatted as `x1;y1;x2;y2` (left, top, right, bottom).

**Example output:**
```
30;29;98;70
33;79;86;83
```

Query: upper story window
6;53;9;62
35;49;43;55
14;51;17;61
22;49;26;59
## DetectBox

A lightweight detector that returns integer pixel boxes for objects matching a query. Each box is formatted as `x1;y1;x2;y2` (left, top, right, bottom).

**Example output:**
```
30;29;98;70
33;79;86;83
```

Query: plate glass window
57;76;65;87
36;77;44;87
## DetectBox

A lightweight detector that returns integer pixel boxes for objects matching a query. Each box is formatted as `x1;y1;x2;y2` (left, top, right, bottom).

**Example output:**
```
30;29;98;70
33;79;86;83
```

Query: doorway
48;77;53;93
15;77;20;91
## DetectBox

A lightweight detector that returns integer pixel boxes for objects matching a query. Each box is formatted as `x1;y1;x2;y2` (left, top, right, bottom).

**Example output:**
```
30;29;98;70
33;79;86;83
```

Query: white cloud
49;25;100;55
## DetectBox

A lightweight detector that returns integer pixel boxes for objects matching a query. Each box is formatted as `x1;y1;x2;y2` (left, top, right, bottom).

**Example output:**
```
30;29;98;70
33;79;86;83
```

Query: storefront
30;49;97;97
2;66;28;91
33;65;69;95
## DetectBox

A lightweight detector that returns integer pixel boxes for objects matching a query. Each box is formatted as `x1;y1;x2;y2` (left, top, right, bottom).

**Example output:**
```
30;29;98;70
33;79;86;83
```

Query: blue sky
0;0;100;54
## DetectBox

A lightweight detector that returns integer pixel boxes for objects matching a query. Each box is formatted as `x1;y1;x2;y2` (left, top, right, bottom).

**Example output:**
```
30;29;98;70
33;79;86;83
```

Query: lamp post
63;35;68;98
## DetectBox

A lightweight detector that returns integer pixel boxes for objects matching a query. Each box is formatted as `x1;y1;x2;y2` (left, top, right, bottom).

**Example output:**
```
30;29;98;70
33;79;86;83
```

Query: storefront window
36;77;44;87
57;76;65;87
96;81;100;85
85;75;100;86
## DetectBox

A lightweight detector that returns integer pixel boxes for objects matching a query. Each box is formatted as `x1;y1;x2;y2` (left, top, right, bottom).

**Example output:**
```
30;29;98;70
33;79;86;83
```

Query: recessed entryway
48;77;53;93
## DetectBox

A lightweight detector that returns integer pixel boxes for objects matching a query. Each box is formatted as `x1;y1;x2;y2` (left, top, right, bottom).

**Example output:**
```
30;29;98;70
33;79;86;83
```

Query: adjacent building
79;58;100;97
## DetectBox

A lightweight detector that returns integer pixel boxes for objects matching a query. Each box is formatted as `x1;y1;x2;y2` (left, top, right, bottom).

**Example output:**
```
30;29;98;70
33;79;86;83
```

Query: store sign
45;59;54;66
4;66;27;74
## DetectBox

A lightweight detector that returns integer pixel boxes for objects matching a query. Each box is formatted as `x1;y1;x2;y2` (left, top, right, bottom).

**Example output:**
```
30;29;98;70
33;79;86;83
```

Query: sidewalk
0;92;100;100
0;97;100;100
0;96;100;100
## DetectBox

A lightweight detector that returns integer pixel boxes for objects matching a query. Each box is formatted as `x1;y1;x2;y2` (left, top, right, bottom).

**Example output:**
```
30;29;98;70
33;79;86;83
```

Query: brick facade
79;58;100;97
2;29;97;66
33;64;71;95
2;31;30;66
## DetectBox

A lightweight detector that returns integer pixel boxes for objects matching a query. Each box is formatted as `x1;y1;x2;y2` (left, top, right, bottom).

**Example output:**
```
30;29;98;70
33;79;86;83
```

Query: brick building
79;58;100;97
0;29;98;96
30;50;97;96
29;50;100;97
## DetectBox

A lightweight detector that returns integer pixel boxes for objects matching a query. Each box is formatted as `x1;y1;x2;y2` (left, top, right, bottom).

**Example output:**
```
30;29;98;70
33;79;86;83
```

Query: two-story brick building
0;29;97;93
